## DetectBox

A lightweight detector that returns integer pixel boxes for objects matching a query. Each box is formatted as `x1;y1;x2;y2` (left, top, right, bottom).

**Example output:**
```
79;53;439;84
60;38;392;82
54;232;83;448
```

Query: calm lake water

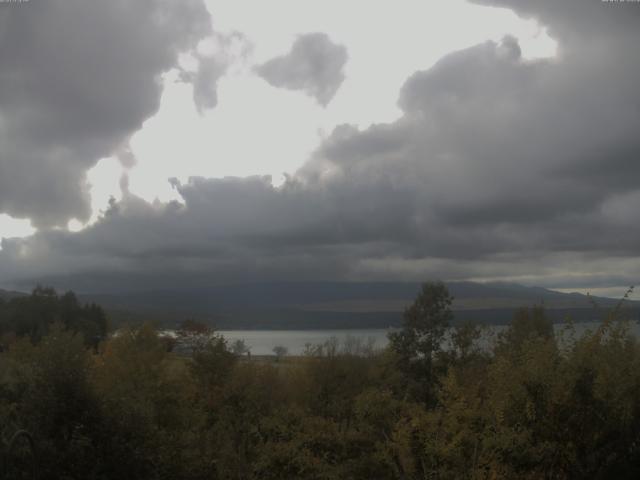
219;321;640;356
218;329;395;355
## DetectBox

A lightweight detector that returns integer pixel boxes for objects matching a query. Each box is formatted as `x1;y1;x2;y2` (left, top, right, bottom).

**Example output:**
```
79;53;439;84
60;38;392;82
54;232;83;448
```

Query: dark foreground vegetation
1;283;640;479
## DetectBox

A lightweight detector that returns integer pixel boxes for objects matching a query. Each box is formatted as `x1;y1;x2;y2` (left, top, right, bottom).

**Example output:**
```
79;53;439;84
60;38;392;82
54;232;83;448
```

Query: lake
219;321;640;355
218;328;395;355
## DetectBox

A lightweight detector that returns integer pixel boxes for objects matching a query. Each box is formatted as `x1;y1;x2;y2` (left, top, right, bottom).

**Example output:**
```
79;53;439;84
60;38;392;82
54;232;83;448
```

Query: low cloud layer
1;0;639;292
256;33;348;106
0;0;215;227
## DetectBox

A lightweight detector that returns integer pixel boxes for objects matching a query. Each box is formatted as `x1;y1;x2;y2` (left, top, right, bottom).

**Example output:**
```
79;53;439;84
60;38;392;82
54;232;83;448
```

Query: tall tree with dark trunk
388;281;453;404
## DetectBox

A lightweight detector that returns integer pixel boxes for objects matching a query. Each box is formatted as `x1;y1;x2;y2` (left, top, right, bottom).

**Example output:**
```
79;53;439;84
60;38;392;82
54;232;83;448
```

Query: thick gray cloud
0;0;214;227
1;0;640;292
472;0;640;47
180;54;225;113
256;33;348;106
179;32;249;113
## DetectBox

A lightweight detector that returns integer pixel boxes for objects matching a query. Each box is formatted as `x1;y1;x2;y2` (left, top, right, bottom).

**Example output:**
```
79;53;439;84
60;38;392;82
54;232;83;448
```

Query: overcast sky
0;0;638;296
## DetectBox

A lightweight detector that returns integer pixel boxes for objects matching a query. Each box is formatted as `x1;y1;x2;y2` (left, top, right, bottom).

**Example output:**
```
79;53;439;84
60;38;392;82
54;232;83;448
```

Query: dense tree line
1;284;639;479
0;287;107;347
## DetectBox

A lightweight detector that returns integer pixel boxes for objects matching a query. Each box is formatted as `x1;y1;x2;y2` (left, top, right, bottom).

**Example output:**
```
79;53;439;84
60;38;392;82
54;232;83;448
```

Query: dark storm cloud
0;0;214;227
256;33;348;106
0;177;358;291
2;0;640;292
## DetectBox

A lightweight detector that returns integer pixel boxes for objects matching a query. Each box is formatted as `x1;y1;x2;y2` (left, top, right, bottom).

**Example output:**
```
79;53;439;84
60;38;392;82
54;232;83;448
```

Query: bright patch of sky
0;215;36;246
9;0;558;234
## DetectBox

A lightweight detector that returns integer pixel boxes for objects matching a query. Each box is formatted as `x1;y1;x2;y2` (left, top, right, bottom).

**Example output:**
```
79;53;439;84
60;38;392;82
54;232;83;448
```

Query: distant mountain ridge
4;283;636;329
0;289;27;301
74;281;638;329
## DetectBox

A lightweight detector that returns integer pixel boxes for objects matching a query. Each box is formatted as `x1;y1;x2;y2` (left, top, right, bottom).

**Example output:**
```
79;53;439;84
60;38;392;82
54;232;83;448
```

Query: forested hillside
1;284;640;478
